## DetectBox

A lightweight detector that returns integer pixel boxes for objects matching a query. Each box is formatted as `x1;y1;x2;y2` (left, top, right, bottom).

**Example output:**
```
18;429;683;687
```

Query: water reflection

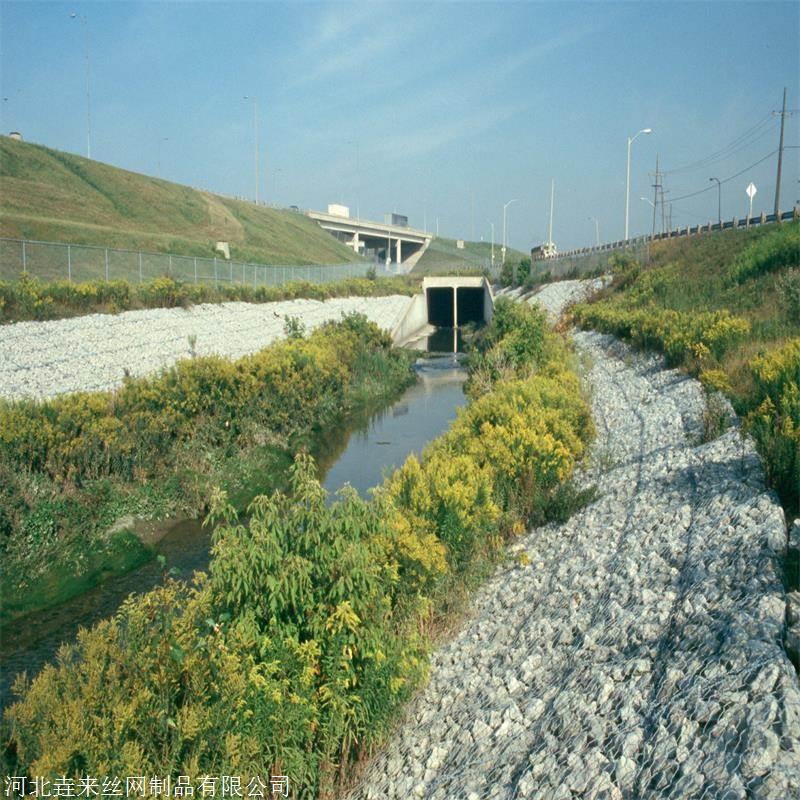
405;326;466;353
322;359;466;499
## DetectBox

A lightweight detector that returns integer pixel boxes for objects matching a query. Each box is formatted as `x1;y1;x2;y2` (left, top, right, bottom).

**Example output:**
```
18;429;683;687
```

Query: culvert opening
456;287;485;324
427;287;455;327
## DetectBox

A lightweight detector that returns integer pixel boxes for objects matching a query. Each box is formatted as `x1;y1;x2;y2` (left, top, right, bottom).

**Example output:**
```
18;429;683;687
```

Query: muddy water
0;356;467;708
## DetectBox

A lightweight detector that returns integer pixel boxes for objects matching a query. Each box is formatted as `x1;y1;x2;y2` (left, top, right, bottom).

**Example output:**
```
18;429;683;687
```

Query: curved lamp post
502;199;518;263
625;128;652;240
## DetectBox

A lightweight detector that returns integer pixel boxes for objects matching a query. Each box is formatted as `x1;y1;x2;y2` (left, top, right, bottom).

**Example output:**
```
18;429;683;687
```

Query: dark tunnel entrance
426;286;487;327
456;287;485;324
426;287;455;326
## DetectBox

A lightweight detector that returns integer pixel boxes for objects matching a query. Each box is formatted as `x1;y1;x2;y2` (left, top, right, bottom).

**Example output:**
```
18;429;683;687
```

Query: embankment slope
0;136;357;268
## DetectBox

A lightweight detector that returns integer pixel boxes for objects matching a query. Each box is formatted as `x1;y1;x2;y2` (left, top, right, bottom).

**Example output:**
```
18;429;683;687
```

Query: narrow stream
0;347;468;709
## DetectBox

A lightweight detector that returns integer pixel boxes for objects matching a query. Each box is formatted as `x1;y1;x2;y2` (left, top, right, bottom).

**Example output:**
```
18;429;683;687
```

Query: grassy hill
413;236;527;274
572;221;800;511
0;136;358;267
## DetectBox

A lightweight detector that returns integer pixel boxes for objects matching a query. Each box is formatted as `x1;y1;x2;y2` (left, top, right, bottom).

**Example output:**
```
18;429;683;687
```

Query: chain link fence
0;238;388;286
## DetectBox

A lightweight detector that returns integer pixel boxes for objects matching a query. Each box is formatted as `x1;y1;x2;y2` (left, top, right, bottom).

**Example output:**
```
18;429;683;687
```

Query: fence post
105;249;109;281
68;244;72;282
21;240;27;273
139;252;143;283
194;257;198;283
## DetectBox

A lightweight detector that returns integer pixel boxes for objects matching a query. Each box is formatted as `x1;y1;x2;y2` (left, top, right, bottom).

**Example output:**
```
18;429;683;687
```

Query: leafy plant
283;314;306;339
3;295;594;795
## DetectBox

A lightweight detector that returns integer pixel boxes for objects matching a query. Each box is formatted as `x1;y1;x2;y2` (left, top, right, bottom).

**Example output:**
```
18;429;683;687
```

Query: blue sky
2;0;798;251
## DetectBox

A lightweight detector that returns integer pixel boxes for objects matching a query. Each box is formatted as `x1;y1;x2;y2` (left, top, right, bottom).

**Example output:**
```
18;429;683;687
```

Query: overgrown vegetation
0;136;358;267
0;274;416;323
572;221;800;512
3;299;594;796
0;315;415;620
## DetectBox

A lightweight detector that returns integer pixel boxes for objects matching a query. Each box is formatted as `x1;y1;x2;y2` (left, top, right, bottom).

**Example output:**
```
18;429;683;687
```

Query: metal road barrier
531;207;799;281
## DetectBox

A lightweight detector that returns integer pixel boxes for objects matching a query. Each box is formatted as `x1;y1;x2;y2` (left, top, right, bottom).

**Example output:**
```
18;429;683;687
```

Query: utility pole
773;87;790;215
649;155;661;237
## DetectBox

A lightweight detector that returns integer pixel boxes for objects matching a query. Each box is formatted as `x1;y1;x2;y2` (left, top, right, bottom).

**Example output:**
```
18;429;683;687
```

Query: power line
667;149;778;203
663;113;775;175
664;117;778;175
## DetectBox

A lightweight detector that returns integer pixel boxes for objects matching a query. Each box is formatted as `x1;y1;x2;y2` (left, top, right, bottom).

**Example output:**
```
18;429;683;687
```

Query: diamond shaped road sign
746;182;757;199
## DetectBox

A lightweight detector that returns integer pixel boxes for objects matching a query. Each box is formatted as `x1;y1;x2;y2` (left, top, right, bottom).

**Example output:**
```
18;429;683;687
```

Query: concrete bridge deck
306;210;432;268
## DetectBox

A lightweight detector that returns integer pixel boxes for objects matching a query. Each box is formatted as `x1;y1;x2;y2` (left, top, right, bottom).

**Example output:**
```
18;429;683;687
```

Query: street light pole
502;199;518;264
625;128;652;240
709;177;721;225
243;95;259;203
70;12;91;159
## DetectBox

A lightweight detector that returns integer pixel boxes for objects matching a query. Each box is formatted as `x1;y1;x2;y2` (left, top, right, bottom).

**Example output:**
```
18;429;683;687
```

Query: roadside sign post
746;183;757;224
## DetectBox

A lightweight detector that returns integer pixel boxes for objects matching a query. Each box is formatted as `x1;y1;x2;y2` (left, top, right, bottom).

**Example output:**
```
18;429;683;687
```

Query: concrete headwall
391;276;495;345
391;292;429;344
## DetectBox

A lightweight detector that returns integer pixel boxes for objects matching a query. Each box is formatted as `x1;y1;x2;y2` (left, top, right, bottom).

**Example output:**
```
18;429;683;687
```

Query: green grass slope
413;236;527;274
573;221;800;511
0;136;358;266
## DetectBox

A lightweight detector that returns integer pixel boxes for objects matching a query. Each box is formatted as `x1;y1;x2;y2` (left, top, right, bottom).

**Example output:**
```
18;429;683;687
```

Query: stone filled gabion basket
348;326;800;800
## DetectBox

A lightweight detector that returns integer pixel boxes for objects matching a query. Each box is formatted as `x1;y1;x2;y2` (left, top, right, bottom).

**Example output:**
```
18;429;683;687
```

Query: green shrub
744;339;800;508
572;303;750;366
777;268;800;320
3;291;594;793
0;275;416;323
730;222;800;284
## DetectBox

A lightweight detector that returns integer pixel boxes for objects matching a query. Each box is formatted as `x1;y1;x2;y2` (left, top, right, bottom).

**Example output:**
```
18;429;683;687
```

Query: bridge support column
396;239;402;264
386;236;391;266
351;231;360;254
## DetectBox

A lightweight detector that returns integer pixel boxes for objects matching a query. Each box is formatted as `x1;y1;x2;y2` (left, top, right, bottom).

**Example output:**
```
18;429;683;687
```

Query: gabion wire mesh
349;332;800;800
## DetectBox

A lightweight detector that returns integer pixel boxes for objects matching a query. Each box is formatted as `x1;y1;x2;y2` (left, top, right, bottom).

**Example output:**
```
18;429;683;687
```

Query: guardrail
0;238;391;286
532;207;799;280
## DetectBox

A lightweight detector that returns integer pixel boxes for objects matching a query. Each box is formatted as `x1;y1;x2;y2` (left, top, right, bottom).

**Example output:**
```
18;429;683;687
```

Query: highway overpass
306;210;432;271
